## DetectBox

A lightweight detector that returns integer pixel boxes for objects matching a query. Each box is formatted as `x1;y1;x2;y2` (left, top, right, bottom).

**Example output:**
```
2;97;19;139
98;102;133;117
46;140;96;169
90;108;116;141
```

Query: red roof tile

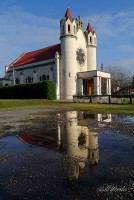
64;8;73;21
86;22;93;33
10;44;61;68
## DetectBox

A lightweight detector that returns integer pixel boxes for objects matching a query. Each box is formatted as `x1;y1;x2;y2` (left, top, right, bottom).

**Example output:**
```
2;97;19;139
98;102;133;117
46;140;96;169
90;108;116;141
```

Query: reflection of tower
18;111;100;181
62;111;89;180
88;131;99;165
62;111;89;156
60;111;99;180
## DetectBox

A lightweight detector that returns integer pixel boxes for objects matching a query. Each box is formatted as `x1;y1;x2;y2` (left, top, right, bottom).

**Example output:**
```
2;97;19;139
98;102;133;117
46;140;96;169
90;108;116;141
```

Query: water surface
0;111;134;200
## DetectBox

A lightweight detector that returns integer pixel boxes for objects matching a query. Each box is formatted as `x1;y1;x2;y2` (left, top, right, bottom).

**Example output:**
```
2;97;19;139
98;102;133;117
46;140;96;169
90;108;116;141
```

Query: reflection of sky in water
0;135;43;156
124;116;134;123
0;136;29;151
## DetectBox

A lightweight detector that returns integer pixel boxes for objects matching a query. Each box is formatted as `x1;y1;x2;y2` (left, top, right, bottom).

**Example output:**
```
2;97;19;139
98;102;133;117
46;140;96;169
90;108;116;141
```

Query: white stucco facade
4;8;111;99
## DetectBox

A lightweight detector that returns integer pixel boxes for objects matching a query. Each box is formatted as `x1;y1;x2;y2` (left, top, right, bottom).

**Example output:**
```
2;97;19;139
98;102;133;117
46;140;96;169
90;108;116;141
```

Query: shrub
0;81;56;100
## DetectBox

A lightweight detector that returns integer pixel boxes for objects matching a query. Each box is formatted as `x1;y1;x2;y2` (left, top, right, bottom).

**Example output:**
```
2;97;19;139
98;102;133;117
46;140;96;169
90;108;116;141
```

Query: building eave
7;58;55;72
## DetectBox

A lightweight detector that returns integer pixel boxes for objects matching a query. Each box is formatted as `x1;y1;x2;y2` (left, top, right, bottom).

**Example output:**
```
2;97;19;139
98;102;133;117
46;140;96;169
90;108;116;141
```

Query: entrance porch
77;70;111;96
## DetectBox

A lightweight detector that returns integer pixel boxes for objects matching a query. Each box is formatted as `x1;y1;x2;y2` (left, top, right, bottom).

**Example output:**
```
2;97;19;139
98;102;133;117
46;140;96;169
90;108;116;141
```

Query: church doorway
101;78;106;95
83;79;94;95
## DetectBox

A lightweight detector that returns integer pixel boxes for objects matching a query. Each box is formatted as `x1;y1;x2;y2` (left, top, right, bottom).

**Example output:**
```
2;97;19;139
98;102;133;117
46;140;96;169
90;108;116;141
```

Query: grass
0;99;134;115
0;125;15;130
0;99;47;109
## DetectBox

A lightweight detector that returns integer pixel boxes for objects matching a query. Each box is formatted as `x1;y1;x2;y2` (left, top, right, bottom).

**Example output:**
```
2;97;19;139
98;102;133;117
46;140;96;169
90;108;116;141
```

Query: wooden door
88;79;94;95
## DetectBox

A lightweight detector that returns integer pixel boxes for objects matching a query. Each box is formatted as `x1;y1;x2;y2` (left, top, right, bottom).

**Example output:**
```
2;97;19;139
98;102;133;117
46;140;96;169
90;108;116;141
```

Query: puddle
0;111;134;200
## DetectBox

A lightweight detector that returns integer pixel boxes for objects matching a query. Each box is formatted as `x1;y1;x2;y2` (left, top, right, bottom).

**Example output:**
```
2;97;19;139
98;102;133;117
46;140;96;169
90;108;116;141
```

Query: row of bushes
0;81;56;100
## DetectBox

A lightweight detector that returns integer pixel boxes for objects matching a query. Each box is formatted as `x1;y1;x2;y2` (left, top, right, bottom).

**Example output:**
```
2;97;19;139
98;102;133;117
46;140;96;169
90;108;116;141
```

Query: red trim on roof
86;22;93;33
10;44;61;68
64;8;73;21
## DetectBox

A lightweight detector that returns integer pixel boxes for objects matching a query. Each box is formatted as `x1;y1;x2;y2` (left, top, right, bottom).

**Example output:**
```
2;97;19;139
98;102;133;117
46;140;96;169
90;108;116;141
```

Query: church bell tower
85;22;97;71
60;8;77;99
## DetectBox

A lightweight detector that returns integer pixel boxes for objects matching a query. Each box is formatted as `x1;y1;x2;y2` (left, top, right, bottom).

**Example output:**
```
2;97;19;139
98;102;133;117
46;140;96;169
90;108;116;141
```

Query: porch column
78;78;83;95
99;77;102;95
94;76;101;95
106;78;111;95
109;78;111;95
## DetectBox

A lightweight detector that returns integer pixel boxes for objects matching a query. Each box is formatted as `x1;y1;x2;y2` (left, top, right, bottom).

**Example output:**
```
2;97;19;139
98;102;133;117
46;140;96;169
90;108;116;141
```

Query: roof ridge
25;43;61;54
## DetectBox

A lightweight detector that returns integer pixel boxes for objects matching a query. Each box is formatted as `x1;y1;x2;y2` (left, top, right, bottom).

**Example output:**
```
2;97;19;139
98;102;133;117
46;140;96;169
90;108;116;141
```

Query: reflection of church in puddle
18;111;111;180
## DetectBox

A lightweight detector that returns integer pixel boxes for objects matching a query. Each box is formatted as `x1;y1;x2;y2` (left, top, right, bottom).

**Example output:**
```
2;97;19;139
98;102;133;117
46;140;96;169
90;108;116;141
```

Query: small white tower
60;8;77;99
85;22;97;71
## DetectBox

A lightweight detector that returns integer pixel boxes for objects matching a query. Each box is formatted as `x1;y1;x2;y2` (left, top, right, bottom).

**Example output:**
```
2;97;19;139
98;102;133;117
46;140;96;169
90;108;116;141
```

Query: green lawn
0;99;134;115
0;99;48;109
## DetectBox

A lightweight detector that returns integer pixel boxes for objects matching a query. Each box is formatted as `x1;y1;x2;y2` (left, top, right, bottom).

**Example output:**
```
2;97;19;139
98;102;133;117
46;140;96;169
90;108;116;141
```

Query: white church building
4;8;111;100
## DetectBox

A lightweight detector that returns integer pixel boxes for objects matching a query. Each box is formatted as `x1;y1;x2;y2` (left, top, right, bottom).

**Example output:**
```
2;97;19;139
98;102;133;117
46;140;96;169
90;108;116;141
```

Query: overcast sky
0;0;134;76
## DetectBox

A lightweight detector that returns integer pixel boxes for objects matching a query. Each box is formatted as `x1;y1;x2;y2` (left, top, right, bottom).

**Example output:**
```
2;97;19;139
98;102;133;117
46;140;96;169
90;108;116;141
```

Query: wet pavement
0;111;134;200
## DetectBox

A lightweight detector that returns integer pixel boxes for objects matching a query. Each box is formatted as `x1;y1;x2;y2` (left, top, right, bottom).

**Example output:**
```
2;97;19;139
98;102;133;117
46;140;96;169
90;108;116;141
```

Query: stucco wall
6;62;56;84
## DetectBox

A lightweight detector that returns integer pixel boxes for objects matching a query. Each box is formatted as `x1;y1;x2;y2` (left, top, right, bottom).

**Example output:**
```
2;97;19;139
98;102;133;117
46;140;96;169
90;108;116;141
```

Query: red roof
9;43;61;68
18;133;60;152
86;22;93;33
64;8;73;21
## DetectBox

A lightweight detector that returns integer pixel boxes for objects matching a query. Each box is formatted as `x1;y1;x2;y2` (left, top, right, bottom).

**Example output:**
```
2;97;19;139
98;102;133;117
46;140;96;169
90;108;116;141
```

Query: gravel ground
0;108;56;137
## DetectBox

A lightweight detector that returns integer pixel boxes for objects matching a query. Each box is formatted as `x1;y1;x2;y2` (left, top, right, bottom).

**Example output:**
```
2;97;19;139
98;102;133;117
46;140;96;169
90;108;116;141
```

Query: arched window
90;36;92;44
15;78;20;84
47;75;49;80
39;76;42;81
42;74;46;81
28;76;31;83
32;77;33;82
68;24;70;32
26;78;27;83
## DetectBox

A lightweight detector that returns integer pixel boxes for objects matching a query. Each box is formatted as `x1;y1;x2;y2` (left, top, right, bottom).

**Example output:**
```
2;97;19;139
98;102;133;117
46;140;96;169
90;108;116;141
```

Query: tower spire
86;22;93;33
64;7;73;21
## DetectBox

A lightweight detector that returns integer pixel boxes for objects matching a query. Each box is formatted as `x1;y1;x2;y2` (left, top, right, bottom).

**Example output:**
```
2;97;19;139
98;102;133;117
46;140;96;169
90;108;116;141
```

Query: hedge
0;81;56;100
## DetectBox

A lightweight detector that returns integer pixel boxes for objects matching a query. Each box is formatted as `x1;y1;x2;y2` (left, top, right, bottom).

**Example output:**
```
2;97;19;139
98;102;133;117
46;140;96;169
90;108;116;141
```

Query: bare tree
106;65;132;90
132;76;134;87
